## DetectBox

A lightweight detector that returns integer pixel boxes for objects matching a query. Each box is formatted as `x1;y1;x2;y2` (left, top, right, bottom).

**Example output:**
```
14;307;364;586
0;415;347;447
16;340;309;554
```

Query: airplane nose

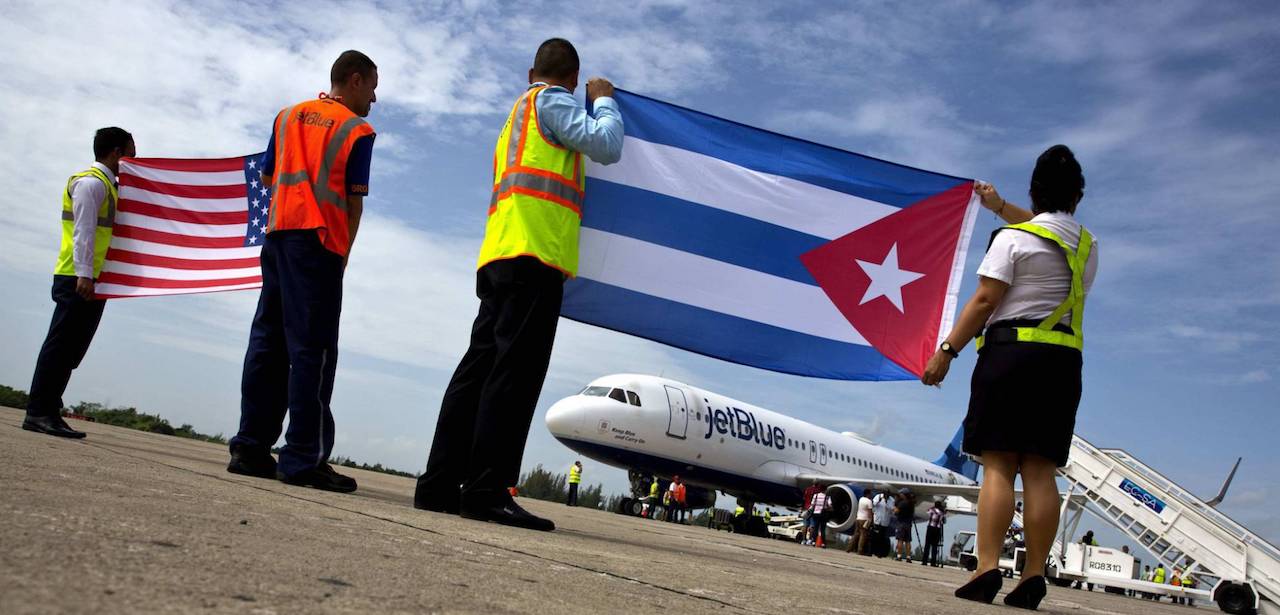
545;397;586;437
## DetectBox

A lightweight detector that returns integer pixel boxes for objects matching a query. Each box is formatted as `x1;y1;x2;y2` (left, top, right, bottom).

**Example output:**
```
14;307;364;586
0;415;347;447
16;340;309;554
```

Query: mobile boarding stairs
1048;435;1279;614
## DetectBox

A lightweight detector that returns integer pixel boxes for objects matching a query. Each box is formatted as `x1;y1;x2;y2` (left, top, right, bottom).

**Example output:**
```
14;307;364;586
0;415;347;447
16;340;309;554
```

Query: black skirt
963;323;1083;467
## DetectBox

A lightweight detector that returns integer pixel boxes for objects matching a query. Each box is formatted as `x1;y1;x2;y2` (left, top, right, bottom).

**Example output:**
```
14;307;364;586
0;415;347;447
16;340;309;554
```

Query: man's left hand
921;350;952;386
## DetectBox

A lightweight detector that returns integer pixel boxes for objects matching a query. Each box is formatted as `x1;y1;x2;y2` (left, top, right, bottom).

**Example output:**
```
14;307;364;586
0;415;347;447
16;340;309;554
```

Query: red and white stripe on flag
97;156;265;299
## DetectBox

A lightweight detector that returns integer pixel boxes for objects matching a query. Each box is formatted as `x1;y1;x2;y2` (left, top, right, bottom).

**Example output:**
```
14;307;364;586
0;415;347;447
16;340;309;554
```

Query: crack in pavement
79;440;765;613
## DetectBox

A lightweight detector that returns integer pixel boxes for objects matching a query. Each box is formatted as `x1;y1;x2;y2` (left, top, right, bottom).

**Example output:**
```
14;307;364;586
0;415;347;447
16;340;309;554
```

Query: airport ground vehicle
949;530;1026;577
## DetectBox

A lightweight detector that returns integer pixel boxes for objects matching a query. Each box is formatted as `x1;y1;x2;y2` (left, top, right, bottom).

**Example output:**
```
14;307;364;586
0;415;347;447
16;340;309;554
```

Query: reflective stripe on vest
266;98;374;257
568;465;581;484
477;86;585;276
56;167;118;278
975;222;1093;352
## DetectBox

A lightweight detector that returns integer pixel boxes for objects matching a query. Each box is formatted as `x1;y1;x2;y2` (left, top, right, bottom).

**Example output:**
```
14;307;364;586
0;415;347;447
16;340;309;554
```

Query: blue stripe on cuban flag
563;89;980;381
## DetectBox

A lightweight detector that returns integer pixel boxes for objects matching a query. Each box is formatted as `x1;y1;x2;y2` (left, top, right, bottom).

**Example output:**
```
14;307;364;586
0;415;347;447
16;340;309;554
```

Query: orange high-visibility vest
266;98;374;257
477;85;585;276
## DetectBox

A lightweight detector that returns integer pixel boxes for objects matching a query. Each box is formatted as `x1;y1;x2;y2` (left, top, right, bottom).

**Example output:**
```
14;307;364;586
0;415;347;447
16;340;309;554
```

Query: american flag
96;155;269;298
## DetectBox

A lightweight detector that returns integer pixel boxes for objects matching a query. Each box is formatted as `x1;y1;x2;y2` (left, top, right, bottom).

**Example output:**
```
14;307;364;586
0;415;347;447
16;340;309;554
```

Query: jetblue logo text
703;406;785;450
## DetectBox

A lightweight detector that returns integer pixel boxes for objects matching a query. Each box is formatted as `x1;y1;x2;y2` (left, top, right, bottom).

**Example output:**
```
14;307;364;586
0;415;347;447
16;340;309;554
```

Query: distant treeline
0;384;415;478
516;463;624;510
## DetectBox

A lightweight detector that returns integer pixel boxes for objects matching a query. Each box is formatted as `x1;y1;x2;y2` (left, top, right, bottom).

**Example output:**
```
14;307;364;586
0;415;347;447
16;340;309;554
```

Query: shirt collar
528;81;570;94
91;161;117;186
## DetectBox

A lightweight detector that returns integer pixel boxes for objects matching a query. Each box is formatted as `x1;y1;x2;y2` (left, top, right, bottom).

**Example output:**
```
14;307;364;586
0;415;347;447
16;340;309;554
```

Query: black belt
981;319;1074;345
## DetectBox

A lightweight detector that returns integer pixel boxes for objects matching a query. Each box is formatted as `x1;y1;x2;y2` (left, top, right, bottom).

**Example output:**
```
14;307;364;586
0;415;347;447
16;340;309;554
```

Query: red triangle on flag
799;182;973;376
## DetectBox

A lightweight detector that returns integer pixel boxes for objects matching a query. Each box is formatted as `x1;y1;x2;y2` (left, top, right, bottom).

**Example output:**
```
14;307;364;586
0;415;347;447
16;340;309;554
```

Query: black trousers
28;275;106;417
567;482;579;506
416;257;564;506
924;525;944;565
231;231;344;477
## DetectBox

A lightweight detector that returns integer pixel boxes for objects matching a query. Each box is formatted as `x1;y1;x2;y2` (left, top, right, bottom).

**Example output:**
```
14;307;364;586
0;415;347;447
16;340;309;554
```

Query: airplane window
582;386;611;397
626;391;641;406
608;388;627;403
696;411;702;420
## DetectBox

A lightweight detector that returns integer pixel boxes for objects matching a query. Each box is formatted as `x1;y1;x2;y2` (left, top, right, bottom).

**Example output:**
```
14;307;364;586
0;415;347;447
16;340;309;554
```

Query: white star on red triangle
854;243;924;313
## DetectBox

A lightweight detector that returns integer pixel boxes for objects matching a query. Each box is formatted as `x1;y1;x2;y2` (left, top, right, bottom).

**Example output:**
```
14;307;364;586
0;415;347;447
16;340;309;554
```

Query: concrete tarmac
1;406;1196;614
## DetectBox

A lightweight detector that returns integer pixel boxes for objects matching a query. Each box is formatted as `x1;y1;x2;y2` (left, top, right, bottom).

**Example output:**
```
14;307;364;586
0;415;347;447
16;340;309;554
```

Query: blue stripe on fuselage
553;436;803;507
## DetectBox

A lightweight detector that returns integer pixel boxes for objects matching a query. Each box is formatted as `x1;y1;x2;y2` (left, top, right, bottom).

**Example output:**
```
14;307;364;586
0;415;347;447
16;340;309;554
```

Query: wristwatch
940;342;959;358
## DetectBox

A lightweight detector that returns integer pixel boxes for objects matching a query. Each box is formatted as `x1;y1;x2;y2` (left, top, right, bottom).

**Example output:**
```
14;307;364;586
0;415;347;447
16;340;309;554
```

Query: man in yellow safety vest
567;461;583;506
24;128;135;439
415;38;623;532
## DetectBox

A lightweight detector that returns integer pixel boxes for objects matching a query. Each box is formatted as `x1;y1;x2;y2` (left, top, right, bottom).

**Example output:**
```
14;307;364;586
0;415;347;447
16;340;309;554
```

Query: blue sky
1;1;1277;548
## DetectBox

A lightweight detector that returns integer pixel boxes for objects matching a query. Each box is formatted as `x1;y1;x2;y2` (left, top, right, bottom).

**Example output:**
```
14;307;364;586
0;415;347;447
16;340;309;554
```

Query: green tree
516;464;567;503
0;384;30;409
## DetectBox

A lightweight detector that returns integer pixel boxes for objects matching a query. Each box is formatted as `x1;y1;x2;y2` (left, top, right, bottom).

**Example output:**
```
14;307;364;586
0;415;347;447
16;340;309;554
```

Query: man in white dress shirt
24;128;135;438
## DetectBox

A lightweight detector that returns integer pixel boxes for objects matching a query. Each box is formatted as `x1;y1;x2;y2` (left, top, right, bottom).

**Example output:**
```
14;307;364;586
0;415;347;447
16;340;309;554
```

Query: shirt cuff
592;96;618;112
74;261;94;278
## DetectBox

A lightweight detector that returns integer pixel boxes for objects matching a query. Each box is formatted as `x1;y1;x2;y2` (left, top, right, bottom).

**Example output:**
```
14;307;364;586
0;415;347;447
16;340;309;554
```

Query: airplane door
664;385;688;439
809;440;818;463
819;443;828;466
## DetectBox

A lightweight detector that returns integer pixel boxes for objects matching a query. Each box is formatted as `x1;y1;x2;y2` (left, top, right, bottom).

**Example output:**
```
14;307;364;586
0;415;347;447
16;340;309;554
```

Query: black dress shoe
1004;575;1047;610
460;496;555;532
955;568;1003;604
227;445;277;479
277;463;357;493
22;414;86;439
414;492;460;514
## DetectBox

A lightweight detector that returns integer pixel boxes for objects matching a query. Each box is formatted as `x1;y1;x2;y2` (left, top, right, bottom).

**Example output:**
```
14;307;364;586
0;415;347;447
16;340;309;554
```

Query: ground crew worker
414;38;623;532
763;509;772;524
24;128;135;439
1152;563;1167;602
1182;571;1196;606
566;460;582;506
642;476;660;518
226;50;378;493
668;475;687;522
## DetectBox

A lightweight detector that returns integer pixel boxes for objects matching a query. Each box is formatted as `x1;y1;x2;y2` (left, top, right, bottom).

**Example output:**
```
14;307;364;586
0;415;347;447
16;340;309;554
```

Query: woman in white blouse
922;145;1098;610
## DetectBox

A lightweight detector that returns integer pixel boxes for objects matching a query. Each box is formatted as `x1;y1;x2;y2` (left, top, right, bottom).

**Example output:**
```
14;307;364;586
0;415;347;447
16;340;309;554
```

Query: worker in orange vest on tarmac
227;51;378;493
415;38;623;532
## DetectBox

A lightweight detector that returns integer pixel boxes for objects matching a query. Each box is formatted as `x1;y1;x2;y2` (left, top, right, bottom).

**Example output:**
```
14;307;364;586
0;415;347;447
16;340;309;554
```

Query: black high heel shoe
1003;575;1047;610
954;568;1003;603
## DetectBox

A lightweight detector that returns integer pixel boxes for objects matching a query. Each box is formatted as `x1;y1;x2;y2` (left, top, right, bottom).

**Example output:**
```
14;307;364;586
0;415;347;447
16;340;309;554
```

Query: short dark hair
93;127;133;159
532;38;579;80
1029;144;1085;214
331;50;377;86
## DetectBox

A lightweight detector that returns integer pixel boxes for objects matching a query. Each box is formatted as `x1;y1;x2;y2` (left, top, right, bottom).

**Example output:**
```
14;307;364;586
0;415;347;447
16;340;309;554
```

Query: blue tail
933;425;980;481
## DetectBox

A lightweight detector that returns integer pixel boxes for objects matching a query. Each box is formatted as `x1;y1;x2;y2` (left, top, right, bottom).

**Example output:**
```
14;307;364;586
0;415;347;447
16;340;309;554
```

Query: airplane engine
684;485;716;510
822;483;862;533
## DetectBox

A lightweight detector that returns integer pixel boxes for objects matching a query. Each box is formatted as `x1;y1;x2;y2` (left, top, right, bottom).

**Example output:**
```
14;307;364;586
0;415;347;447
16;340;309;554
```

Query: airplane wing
796;473;984;500
795;473;1087;507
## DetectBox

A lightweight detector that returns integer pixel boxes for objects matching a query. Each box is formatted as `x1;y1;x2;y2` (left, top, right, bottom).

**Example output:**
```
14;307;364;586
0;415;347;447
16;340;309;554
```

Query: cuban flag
563;90;980;380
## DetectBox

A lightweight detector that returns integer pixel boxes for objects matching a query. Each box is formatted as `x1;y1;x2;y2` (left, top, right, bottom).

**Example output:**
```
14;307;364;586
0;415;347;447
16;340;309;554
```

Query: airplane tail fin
933;425;980;482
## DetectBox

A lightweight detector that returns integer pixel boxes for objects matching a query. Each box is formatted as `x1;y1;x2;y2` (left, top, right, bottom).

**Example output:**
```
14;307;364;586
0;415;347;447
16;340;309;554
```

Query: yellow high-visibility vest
976;222;1093;352
1154;567;1166;584
650;481;659;497
477;85;585;277
568;464;581;484
55;167;117;278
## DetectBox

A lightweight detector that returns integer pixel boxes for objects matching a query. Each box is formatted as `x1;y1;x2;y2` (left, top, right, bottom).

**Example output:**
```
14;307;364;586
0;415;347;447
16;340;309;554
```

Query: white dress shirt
69;162;117;278
529;82;624;164
977;211;1100;326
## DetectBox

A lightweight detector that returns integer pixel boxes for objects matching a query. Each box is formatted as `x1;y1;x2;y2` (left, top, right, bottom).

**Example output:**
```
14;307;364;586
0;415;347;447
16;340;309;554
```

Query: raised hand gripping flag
562;90;980;380
96;156;267;298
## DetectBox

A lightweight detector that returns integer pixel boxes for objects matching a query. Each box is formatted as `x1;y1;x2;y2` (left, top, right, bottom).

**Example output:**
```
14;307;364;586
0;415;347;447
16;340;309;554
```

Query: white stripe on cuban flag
563;90;980;380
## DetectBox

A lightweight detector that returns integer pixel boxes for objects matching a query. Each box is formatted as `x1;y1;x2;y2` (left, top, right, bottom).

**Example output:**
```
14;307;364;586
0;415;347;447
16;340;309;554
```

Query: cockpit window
625;391;641;407
608;388;627;403
582;386;611;397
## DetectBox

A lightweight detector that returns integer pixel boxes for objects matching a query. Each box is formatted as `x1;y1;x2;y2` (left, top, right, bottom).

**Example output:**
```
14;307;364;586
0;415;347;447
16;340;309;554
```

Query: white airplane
545;373;984;532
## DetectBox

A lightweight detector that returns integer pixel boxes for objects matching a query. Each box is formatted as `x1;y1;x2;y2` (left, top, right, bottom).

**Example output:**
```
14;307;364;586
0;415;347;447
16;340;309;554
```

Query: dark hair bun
1030;144;1085;213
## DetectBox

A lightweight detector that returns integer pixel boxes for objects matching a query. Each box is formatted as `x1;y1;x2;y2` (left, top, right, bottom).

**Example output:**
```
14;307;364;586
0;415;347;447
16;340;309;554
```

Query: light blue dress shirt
529;82;624;165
